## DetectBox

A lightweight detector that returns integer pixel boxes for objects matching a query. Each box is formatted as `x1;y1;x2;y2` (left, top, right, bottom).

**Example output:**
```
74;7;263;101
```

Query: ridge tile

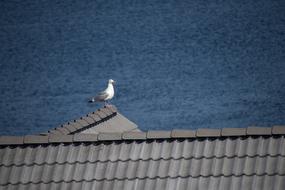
196;128;221;137
221;128;246;136
247;127;271;135
62;123;77;133
81;116;95;124
48;129;63;135
171;129;195;138
87;113;101;122
49;135;73;143
106;105;117;113
122;132;147;140
0;136;24;145
73;134;98;142
55;126;70;135
100;107;113;116
70;121;83;130
96;109;108;119
147;131;171;139
272;126;285;135
98;133;122;141
24;135;49;144
75;119;90;128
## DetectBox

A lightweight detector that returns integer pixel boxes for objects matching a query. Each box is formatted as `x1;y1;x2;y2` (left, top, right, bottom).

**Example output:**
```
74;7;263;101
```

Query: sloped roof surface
0;127;285;190
45;105;139;135
0;106;285;190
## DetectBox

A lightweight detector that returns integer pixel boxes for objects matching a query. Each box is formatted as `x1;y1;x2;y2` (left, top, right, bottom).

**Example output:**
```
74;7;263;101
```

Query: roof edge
43;105;118;136
0;126;284;145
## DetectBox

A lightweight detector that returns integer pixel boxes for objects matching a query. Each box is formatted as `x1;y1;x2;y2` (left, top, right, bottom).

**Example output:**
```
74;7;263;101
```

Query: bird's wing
92;90;109;102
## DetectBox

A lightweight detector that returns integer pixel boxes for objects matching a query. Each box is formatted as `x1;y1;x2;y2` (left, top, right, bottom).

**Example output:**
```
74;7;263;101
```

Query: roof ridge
0;126;284;145
43;105;118;136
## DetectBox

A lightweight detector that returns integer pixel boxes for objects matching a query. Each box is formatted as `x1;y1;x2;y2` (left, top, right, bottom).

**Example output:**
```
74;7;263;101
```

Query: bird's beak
113;81;116;84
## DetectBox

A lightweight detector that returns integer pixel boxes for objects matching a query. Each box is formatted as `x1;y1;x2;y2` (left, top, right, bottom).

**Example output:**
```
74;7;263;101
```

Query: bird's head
108;79;115;85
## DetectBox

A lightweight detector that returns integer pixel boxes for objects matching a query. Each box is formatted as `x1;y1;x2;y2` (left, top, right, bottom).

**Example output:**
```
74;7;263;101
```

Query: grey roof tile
0;136;24;145
86;112;101;122
106;105;118;113
171;129;195;138
0;136;284;165
268;136;284;156
80;116;95;124
75;119;90;128
48;135;73;143
48;129;63;135
54;126;70;135
196;129;221;137
85;113;138;134
272;126;285;134
147;131;171;139
98;133;122;141
73;134;98;142
62;123;77;133
111;113;138;130
24;135;49;144
247;127;272;135
96;109;108;119
70;121;83;130
221;128;246;136
80;127;99;134
100;107;113;116
122;132;147;140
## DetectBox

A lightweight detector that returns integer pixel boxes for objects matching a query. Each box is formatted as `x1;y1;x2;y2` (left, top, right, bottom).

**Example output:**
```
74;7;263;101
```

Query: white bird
89;79;115;105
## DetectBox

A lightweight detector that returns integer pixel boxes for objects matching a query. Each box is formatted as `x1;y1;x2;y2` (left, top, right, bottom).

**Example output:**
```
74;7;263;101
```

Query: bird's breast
105;85;114;100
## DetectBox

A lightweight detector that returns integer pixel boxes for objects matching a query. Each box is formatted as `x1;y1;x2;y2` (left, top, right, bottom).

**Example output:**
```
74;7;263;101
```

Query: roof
42;105;140;136
0;106;285;190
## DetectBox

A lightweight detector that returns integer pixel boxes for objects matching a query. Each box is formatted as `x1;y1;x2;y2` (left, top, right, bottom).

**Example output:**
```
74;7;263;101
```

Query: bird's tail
88;97;95;103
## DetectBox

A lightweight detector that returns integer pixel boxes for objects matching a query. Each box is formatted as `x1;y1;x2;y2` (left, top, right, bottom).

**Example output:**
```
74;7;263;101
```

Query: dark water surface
1;0;285;135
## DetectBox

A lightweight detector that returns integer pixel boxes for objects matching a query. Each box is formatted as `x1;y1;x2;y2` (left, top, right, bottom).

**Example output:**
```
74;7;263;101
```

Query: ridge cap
0;126;284;145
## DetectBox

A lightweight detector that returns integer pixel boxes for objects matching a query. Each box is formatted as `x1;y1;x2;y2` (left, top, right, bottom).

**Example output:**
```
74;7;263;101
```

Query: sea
0;0;285;135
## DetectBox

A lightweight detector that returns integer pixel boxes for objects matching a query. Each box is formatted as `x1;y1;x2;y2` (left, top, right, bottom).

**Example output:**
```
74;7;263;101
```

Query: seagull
89;79;115;105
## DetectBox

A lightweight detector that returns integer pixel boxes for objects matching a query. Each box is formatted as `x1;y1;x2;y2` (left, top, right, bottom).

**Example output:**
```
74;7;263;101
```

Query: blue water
0;0;285;135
